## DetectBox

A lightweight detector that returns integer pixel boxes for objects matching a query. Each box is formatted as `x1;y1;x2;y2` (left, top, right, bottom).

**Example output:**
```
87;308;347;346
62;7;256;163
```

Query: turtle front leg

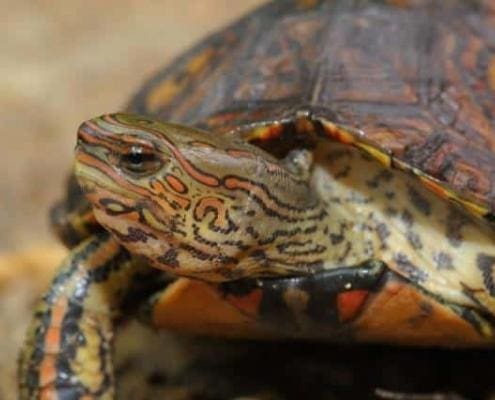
219;260;387;337
18;231;148;400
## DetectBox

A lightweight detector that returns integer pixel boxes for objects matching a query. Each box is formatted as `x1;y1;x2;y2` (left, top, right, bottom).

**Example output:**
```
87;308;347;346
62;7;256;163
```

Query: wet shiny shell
129;0;495;220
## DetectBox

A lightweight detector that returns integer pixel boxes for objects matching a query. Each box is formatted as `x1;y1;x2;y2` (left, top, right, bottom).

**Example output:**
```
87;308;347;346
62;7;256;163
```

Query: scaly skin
18;231;169;399
75;114;330;282
18;233;124;399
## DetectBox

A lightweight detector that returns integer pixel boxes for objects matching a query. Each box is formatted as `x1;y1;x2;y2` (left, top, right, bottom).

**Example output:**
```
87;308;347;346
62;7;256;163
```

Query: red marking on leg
226;289;263;317
337;290;369;322
39;297;68;393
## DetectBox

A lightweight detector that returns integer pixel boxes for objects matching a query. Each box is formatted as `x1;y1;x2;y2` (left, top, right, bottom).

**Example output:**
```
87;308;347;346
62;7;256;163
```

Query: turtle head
75;113;324;281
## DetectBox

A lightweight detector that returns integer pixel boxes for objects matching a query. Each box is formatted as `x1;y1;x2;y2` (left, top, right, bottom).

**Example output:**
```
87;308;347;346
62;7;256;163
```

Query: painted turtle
19;0;495;398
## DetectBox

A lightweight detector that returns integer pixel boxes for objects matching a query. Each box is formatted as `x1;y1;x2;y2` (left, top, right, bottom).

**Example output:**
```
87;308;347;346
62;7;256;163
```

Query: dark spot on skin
157;248;179;268
223;240;250;251
364;240;374;257
433;251;454;270
385;191;395;200
250;249;269;268
258;227;302;246
400;210;414;227
246;210;256;217
376;223;390;249
277;241;326;256
394;252;428;283
328;223;347;245
111;227;156;243
419;301;433;316
406;230;423;250
446;207;467;248
366;179;378;189
326;149;351;163
408;301;433;326
407;185;431;215
245;226;259;239
477;253;495;296
335;165;351;179
337;242;352;264
355;222;372;233
366;170;393;188
385;207;398;217
304;225;318;234
251;249;266;259
127;227;153;242
330;233;344;245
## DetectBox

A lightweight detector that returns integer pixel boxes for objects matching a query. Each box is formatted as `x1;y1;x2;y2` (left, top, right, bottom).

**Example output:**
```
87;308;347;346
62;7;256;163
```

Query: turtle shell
129;0;495;221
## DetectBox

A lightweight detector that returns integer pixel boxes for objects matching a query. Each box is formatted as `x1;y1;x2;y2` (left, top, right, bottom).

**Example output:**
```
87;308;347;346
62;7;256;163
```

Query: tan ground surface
0;2;264;398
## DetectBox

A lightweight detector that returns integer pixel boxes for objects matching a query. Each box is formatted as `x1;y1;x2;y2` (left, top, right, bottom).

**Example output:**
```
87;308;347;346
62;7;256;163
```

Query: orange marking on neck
150;179;191;210
165;174;188;194
337;290;369;323
169;145;220;187
194;196;226;228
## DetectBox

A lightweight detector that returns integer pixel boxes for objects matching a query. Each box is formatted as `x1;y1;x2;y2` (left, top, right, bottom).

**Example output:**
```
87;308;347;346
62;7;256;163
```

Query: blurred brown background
0;2;264;398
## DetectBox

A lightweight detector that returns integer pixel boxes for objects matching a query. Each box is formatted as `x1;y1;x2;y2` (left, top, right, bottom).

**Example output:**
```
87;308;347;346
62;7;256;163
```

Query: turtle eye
119;145;162;176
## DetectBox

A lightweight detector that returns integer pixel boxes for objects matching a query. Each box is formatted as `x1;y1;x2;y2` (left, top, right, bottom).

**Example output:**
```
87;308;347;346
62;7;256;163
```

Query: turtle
18;0;495;398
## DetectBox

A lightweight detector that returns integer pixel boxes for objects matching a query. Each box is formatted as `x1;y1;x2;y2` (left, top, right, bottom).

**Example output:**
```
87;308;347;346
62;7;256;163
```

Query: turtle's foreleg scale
18;232;153;400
